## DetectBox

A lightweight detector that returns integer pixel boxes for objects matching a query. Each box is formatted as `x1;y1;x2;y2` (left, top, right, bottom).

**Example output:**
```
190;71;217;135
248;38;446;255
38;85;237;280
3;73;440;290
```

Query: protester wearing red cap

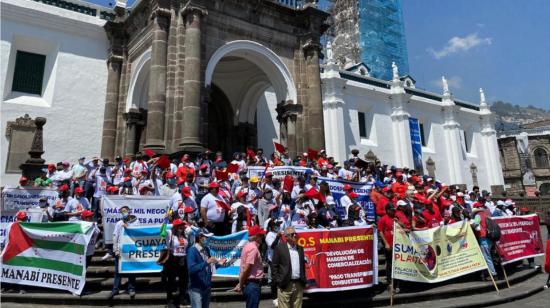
65;185;90;221
471;201;499;280
163;217;191;307
392;172;408;198
200;181;226;235
236;225;266;307
18;176;29;187
231;191;255;233
339;185;355;222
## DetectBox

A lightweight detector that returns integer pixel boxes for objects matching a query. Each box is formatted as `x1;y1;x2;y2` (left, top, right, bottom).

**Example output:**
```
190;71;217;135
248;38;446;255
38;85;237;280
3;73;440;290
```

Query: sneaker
273;298;278;307
129;290;136;299
107;291;118;300
101;253;112;261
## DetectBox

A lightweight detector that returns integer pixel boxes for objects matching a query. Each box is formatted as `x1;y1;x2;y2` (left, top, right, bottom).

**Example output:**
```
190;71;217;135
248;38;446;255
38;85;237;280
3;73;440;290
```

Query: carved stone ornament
5;114;36;137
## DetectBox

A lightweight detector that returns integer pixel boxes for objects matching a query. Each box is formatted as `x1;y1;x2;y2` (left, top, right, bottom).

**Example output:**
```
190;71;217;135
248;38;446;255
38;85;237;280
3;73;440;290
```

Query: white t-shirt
64;197;90;221
200;193;225;223
166;229;189;257
339;195;353;220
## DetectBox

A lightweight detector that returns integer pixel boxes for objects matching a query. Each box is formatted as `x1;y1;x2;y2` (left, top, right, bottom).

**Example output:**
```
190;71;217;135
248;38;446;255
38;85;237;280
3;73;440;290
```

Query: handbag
157;234;172;265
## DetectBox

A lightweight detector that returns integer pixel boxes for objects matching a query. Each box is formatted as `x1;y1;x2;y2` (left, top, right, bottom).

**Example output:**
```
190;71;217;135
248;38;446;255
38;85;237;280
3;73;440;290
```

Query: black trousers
164;254;189;306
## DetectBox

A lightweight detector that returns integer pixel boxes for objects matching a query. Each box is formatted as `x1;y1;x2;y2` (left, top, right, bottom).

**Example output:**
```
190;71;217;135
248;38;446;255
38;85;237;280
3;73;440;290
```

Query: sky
86;0;549;109
401;0;550;109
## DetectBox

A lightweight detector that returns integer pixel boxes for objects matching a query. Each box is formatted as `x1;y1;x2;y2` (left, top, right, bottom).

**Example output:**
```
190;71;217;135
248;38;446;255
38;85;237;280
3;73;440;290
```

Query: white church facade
1;0;504;192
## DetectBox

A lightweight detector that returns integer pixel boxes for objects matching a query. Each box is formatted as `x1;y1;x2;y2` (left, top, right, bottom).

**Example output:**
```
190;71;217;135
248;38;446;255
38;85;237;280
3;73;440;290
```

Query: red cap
19;176;28;183
184;206;195;214
177;178;186;186
58;184;69;192
472;202;483;208
349;192;359;199
16;211;27;220
343;184;353;191
172;218;185;227
382;187;391;193
200;163;208;170
248;225;267;237
237;191;248;199
48;164;56;170
208;182;219;189
165;172;175;179
107;186;118;193
124;169;132;174
181;186;192;197
520;207;529;213
81;210;93;218
74;187;84;194
141;169;149;174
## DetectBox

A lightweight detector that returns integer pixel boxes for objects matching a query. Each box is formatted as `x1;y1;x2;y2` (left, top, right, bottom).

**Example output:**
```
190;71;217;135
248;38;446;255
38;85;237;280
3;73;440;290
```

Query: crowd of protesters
5;146;548;308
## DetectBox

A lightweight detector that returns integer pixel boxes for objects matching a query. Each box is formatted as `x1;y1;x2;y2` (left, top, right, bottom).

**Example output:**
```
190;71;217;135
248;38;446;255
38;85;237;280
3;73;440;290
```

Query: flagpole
500;263;510;288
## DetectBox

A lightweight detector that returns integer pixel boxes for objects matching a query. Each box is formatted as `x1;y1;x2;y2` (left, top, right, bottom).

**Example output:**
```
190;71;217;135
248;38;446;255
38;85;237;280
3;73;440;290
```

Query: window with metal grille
11;51;46;95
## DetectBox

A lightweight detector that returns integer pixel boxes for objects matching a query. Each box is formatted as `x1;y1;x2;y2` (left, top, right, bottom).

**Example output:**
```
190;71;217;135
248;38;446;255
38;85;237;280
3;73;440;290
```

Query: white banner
1;187;58;244
100;195;171;244
247;166;314;180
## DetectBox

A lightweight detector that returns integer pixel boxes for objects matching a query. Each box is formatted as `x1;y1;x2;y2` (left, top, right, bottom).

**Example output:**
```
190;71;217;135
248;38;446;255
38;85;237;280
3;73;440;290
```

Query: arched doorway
123;50;150;156
205;41;297;156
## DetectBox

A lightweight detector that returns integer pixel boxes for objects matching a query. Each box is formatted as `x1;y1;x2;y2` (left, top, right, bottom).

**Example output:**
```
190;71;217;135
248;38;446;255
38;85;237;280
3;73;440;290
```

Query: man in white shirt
109;205;138;300
64;187;90;221
339;184;354;221
200;182;227;235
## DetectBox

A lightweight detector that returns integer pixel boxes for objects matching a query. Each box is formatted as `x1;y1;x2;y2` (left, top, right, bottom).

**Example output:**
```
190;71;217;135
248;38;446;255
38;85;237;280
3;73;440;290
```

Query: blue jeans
479;238;497;276
189;289;210;308
243;281;261;308
112;257;136;293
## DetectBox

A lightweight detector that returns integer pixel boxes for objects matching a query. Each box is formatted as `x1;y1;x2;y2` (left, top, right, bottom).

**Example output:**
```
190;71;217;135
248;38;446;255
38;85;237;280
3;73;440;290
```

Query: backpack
485;217;501;242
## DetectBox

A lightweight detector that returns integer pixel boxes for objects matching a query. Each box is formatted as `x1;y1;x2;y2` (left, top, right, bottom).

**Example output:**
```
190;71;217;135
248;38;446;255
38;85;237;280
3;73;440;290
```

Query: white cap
497;200;505;206
397;200;408;207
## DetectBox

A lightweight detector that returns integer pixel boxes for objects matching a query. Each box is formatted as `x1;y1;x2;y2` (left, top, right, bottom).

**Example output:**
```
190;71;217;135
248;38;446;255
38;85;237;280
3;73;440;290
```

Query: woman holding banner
164;218;190;307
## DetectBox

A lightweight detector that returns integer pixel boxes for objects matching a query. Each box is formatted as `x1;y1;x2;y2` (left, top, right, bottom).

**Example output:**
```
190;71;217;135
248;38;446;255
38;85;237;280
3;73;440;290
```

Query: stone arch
126;49;151;111
205;40;297;105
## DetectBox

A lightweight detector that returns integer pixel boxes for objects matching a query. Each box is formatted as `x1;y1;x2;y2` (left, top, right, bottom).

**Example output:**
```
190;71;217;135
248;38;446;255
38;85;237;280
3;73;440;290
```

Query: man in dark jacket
187;228;219;308
272;227;306;308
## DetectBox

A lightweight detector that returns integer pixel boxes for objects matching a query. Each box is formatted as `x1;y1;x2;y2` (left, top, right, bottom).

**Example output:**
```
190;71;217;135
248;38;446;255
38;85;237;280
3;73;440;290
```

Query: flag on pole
1;222;95;295
307;148;318;159
157;155;171;169
246;148;256;160
274;142;286;153
143;148;155;157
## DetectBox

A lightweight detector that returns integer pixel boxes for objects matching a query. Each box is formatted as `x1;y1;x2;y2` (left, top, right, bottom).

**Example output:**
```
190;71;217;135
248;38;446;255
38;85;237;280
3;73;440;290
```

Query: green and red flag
1;222;95;295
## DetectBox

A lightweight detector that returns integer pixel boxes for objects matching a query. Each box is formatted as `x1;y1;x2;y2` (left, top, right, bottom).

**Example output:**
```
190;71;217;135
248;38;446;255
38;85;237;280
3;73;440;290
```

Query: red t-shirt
395;210;411;229
422;208;442;228
375;196;389;217
377;215;395;248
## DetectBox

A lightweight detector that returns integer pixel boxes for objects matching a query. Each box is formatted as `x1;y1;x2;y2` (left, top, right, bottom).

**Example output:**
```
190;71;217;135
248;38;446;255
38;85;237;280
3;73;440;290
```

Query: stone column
179;4;207;153
100;56;122;160
478;88;505;191
322;60;347;163
144;8;170;151
276;102;303;159
303;41;325;150
123;109;146;158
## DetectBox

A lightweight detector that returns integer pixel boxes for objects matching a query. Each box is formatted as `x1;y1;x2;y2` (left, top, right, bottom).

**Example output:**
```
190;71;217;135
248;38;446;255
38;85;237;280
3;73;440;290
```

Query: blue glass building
358;0;409;80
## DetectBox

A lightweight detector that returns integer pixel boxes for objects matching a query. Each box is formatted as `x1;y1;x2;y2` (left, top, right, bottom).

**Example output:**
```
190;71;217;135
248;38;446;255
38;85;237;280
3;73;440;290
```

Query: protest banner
247;166;313;180
493;214;544;264
1;222;95;295
318;177;375;221
205;230;248;277
119;225;168;273
1;187;58;244
392;221;487;283
295;226;377;293
101;195;170;244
